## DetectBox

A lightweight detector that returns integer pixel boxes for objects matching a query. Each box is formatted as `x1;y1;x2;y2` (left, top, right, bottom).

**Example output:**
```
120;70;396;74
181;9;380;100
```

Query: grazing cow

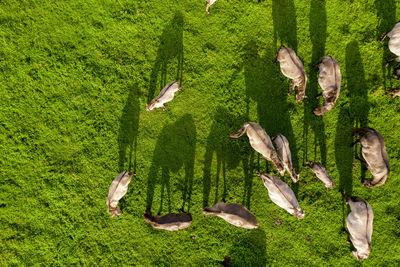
381;22;400;66
143;210;192;231
276;46;307;102
257;173;304;219
386;87;400;99
230;122;285;176
305;161;335;189
146;81;181;111
206;0;216;14
340;192;373;261
201;202;259;229
352;127;389;188
313;56;341;116
107;171;134;217
273;134;299;183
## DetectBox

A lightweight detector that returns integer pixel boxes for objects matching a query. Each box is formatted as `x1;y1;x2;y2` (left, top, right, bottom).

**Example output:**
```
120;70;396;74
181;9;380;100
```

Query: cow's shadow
148;11;184;103
202;107;255;209
335;41;369;228
272;0;297;51
146;114;196;214
303;0;327;165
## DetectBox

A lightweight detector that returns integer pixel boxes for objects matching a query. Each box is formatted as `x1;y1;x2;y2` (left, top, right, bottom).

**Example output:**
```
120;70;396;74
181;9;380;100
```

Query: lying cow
313;56;341;116
146;81;181;111
340;192;373;261
276;46;307;102
258;173;304;219
351;127;389;188
305;161;335;189
143;210;192;231
107;171;134;217
201;202;259;229
273;134;299;183
230;122;285;176
205;0;216;14
381;22;400;66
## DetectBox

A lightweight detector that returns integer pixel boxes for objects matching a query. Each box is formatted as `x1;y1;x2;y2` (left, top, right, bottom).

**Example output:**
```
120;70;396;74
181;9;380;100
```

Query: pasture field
1;0;400;265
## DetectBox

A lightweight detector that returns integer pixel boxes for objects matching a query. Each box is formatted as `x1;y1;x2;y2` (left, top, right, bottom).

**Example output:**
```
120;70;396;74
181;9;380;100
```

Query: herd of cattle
106;12;400;262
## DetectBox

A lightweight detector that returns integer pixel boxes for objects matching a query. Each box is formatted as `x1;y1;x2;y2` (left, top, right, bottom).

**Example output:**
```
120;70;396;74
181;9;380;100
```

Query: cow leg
386;58;395;67
289;81;295;95
162;105;166;111
349;139;360;147
315;92;323;99
380;32;388;42
206;3;210;14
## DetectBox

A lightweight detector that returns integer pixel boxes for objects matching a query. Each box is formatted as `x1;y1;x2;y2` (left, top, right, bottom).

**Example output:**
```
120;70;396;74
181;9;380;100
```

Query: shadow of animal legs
118;86;140;172
148;11;184;103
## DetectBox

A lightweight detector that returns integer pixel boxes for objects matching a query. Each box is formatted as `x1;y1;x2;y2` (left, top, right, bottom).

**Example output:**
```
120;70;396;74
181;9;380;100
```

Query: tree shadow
118;85;141;172
243;39;300;195
375;0;396;90
146;114;196;214
227;229;268;266
303;0;327;165
202;107;254;209
148;11;184;103
272;0;297;51
335;41;369;226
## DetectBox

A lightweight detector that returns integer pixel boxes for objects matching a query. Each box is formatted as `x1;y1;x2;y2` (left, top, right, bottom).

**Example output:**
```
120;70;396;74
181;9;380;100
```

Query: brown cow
143;210;192;231
352;127;389;188
202;202;259;229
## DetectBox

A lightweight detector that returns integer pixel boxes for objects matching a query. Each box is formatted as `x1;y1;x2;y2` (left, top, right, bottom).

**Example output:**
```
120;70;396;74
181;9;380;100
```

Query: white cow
381;22;400;64
305;161;335;189
341;192;373;261
276;46;307;102
258;173;304;219
146;81;181;111
313;56;341;116
352;127;389;188
202;202;259;229
273;134;299;183
106;171;134;217
230;122;285;176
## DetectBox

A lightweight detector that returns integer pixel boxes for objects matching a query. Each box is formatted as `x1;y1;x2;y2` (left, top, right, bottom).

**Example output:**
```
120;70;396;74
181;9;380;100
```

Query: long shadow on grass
303;0;327;165
202;107;254;209
243;39;299;195
146;114;196;214
375;0;396;90
227;229;267;266
118;86;140;172
148;11;184;103
272;0;297;51
335;41;369;226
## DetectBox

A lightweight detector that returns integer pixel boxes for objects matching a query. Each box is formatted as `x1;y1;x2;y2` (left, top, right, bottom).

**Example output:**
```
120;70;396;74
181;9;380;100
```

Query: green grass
1;0;400;265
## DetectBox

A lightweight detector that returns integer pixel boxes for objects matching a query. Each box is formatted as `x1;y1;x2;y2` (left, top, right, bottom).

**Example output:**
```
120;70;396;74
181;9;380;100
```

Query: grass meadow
1;0;400;265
